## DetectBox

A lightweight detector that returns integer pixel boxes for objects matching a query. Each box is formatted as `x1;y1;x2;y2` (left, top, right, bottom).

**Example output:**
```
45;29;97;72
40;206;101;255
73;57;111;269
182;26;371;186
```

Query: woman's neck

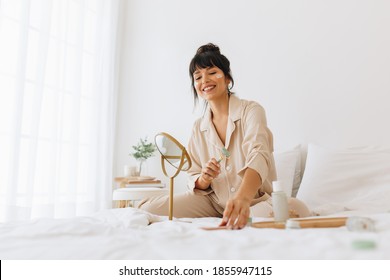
209;94;229;120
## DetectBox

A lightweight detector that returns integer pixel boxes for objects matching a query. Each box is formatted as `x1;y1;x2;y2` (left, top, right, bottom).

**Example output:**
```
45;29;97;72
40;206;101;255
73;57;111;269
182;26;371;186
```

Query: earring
227;85;231;95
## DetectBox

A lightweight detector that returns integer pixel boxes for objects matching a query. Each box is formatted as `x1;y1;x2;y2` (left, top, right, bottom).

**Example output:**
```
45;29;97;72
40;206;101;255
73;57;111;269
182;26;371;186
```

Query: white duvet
1;208;389;260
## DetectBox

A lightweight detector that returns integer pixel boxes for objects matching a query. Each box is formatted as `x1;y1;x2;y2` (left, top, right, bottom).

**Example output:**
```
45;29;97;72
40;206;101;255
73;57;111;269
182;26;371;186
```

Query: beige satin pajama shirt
138;95;278;218
186;95;276;208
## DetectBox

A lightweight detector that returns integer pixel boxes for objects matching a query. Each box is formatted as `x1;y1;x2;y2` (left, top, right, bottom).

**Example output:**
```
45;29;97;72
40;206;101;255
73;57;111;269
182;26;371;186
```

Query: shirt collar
199;95;242;132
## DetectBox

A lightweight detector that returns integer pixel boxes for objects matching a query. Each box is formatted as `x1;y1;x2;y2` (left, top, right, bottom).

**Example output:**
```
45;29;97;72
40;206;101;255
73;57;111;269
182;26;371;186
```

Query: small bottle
346;216;375;232
272;181;289;223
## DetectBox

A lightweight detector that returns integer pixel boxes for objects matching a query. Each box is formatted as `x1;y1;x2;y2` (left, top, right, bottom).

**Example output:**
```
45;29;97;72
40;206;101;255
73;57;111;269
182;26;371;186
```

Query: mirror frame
154;132;192;220
155;132;192;175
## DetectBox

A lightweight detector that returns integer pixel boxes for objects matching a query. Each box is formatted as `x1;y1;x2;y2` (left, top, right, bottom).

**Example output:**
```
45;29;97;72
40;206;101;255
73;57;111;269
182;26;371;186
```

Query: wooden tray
251;217;348;229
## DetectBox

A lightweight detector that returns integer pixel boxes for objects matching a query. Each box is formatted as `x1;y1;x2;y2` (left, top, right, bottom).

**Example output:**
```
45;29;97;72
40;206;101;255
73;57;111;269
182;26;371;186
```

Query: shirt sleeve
186;121;214;195
237;103;276;185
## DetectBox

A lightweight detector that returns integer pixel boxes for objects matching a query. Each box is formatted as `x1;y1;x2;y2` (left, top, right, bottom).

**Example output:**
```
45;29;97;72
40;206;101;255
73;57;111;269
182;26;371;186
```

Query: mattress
1;207;389;260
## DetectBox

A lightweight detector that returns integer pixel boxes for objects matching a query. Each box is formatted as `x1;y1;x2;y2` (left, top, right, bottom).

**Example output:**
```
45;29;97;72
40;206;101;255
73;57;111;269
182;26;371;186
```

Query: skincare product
272;181;289;223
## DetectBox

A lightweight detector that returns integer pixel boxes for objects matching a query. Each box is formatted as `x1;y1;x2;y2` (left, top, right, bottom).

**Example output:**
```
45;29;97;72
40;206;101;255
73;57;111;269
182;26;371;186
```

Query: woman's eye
195;76;201;81
210;72;216;75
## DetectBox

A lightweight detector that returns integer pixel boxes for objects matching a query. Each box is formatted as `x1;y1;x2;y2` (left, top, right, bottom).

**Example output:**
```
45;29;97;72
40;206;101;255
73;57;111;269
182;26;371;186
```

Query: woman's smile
202;85;216;93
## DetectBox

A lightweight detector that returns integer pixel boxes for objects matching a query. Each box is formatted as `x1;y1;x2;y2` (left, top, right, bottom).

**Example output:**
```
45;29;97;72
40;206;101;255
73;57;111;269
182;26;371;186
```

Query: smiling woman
138;43;310;229
0;0;122;222
189;43;235;108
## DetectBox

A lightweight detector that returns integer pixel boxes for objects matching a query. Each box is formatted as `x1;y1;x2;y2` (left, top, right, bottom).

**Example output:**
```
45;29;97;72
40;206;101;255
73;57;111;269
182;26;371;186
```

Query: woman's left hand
219;198;251;229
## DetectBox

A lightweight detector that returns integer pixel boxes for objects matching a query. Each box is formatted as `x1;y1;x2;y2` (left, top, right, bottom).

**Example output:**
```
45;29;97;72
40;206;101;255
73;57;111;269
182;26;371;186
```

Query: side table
113;187;168;208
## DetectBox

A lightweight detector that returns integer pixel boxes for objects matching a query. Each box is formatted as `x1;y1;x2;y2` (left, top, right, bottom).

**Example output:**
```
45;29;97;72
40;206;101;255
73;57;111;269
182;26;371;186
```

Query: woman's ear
225;77;231;87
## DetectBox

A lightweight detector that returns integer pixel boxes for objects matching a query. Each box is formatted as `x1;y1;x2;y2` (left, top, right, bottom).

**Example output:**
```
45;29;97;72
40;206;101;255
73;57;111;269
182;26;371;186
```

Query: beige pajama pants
137;191;310;219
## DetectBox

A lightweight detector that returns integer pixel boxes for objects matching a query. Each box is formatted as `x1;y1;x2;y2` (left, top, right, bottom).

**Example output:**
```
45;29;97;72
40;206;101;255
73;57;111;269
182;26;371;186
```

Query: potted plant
129;137;156;176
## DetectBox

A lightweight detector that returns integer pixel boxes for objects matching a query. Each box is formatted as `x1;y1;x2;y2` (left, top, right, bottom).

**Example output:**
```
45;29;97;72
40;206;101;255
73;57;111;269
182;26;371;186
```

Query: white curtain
0;0;122;222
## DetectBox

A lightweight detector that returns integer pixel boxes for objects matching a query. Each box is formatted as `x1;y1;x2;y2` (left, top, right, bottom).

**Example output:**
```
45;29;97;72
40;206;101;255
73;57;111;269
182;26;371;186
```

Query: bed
1;143;390;260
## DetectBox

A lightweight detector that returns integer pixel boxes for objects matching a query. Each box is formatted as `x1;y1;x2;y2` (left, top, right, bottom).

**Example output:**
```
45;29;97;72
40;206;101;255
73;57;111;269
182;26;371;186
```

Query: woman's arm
220;102;275;229
186;120;219;193
195;158;221;190
219;167;262;229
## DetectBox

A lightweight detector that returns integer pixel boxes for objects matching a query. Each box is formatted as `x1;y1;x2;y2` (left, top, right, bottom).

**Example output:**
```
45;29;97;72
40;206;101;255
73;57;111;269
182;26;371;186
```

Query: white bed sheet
1;208;389;260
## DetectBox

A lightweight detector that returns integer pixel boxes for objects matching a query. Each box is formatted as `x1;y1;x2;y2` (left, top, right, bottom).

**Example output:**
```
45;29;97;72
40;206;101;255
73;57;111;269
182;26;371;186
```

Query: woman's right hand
195;158;221;189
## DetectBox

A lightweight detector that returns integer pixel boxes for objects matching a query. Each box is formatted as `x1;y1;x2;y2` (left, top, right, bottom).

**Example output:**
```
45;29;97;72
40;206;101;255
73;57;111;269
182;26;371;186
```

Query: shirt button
226;165;231;171
230;187;236;192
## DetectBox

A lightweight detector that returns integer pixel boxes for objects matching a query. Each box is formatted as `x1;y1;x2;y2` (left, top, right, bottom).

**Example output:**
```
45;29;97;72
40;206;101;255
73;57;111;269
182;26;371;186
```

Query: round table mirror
155;132;192;220
155;133;191;171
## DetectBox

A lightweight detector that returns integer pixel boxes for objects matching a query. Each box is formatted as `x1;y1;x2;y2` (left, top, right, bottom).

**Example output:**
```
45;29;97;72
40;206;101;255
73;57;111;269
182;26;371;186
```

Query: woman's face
193;66;230;101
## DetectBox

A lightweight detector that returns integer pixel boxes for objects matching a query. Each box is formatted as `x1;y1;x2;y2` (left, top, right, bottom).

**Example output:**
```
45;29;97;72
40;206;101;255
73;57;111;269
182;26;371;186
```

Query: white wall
115;0;390;192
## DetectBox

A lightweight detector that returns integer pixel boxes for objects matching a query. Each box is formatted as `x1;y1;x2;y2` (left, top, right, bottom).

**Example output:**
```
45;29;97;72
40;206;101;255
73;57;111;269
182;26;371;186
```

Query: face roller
206;138;230;162
217;147;231;163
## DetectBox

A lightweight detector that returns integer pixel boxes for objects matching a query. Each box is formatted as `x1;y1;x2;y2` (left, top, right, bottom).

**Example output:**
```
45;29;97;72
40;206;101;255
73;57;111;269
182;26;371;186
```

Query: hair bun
196;43;220;55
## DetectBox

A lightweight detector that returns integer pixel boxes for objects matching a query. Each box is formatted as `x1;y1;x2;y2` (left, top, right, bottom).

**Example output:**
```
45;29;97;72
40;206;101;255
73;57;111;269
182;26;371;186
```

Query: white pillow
296;144;390;215
273;146;302;197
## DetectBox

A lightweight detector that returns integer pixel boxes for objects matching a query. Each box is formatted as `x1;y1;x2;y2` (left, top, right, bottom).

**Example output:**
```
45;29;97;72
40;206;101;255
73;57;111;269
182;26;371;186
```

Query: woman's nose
201;75;209;84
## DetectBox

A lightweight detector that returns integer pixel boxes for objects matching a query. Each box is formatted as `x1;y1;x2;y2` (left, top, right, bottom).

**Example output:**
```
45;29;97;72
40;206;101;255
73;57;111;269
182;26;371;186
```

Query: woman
139;43;310;229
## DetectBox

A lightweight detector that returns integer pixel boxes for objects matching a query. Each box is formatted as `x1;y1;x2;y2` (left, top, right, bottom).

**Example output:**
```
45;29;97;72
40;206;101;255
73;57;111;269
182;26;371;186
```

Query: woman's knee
287;198;311;218
250;197;311;218
137;195;169;216
138;192;220;218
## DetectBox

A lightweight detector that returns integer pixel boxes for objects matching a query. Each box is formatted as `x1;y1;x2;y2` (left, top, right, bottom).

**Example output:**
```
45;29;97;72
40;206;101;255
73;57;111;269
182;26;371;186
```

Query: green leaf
129;137;157;160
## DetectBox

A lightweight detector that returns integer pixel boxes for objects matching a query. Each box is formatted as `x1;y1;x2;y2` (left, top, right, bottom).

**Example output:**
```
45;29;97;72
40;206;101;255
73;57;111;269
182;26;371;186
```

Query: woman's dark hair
189;43;234;106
